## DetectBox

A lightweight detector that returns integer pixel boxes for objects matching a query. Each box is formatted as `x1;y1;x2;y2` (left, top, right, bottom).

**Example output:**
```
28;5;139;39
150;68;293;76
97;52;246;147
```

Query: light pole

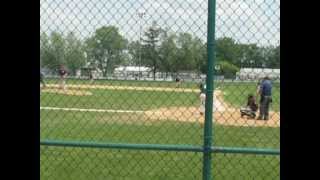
138;10;145;80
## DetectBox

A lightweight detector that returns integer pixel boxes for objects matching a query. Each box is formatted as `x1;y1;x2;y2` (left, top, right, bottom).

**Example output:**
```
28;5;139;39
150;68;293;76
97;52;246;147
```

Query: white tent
114;66;151;72
237;68;280;80
113;66;152;79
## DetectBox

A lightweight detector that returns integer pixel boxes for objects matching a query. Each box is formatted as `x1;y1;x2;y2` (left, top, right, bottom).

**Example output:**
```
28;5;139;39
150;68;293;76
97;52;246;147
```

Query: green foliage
217;61;240;79
41;32;66;70
215;37;280;69
65;32;86;75
141;21;162;80
40;32;86;74
128;41;142;66
85;26;128;76
40;28;280;76
216;37;239;65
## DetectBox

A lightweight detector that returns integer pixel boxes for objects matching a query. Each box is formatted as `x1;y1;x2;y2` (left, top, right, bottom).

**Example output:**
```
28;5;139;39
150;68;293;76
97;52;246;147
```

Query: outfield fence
40;0;280;179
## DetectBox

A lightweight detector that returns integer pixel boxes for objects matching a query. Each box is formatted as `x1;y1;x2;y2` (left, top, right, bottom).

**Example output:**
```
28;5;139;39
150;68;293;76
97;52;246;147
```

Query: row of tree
40;23;280;79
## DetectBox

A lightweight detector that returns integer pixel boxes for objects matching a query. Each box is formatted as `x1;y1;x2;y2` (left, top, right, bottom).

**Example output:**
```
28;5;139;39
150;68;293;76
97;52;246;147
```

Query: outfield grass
40;80;280;179
43;79;280;112
45;77;199;89
41;89;199;110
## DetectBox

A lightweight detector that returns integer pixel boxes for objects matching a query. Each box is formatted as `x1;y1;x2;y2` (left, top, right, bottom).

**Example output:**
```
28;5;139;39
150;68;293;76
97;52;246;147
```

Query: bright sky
40;0;279;46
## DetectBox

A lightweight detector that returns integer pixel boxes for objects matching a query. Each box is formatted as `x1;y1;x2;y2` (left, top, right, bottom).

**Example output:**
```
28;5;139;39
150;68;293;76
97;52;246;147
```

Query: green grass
40;110;279;179
41;89;199;110
41;146;279;180
45;77;199;89
41;111;279;148
40;81;280;179
42;79;280;112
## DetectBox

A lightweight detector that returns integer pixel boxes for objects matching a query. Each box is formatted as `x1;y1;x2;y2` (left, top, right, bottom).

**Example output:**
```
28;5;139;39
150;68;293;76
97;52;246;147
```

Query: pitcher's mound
41;88;92;96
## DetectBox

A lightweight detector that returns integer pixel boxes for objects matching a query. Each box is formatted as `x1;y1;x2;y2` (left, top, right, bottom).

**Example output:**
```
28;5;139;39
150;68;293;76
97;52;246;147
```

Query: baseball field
40;79;280;179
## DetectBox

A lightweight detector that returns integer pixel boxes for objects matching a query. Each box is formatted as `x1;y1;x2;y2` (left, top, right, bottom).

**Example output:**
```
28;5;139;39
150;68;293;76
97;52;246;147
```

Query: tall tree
128;40;142;66
269;45;280;68
175;33;206;75
215;37;239;65
236;43;261;68
85;26;127;76
40;32;49;68
192;37;206;75
41;32;66;71
65;32;86;75
176;33;195;71
200;42;208;74
158;30;178;77
218;60;240;79
141;21;161;80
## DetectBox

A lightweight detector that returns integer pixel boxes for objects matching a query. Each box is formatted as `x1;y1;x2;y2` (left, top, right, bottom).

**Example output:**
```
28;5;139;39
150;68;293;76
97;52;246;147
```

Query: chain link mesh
40;0;280;179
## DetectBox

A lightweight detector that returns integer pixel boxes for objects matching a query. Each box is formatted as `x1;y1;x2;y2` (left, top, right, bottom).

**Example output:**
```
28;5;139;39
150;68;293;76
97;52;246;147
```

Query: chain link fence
40;0;280;179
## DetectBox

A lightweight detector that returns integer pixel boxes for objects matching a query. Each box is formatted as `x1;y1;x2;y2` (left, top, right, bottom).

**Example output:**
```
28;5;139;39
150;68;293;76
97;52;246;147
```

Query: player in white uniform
199;83;206;116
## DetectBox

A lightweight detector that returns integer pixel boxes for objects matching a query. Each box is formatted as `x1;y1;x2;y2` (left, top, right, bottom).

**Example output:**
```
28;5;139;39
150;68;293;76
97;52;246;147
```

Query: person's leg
257;97;265;119
260;96;269;120
60;76;65;90
62;79;66;90
63;75;67;90
59;76;62;89
264;97;271;120
200;93;206;115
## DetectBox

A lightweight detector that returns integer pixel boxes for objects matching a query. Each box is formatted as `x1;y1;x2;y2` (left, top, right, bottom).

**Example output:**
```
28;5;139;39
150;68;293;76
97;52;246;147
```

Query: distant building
236;68;280;80
114;66;152;79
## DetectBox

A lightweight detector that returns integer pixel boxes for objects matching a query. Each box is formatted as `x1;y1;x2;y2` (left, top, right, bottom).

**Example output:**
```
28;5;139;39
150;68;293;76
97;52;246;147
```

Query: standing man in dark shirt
257;76;273;120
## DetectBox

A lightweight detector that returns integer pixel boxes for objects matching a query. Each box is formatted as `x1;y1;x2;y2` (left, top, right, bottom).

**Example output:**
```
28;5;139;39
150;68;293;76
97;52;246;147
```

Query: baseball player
89;71;94;84
199;82;206;116
58;65;68;90
175;77;181;88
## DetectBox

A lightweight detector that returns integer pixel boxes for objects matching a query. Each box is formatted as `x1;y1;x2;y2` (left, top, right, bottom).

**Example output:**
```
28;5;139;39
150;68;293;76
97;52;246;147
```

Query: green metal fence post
203;0;217;179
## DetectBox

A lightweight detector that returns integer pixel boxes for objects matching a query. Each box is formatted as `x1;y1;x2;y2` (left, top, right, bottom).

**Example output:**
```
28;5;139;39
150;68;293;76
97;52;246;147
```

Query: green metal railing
41;139;279;155
40;0;280;179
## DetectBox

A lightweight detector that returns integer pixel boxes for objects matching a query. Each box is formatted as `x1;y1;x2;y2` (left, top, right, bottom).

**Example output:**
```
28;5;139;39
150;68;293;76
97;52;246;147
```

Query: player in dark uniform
240;94;258;119
175;77;181;88
89;71;94;84
58;65;68;90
